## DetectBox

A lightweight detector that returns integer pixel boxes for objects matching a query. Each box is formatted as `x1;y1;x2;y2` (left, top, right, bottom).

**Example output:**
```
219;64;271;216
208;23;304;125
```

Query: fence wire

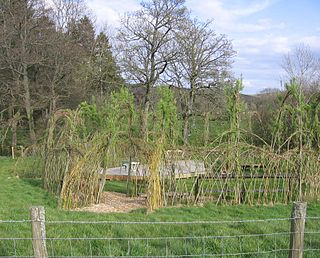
0;216;319;257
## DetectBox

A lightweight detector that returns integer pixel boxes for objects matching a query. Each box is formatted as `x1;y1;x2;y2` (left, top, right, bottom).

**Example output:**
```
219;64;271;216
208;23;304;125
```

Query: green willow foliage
105;88;135;138
225;78;244;143
40;80;320;209
271;79;320;151
77;88;135;138
154;87;180;146
269;79;320;200
79;102;102;137
42;88;137;208
224;79;245;203
147;87;180;211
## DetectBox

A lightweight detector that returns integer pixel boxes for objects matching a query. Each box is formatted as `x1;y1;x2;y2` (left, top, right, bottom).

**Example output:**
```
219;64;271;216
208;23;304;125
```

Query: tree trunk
11;116;18;151
22;68;37;147
50;89;57;116
8;105;16;150
7;104;18;153
183;115;189;145
20;15;37;148
141;100;150;141
204;112;210;146
183;89;195;145
141;84;151;141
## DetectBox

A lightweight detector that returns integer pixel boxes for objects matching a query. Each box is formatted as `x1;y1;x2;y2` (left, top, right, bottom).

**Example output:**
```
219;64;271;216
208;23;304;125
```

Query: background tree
169;19;234;144
0;0;54;147
0;0;237;153
68;15;95;54
282;44;320;92
117;0;188;140
49;0;88;31
0;0;99;150
80;32;124;98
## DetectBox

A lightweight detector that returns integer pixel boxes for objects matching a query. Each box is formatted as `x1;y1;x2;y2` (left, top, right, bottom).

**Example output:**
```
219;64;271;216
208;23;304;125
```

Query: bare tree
169;19;235;144
0;0;53;147
42;14;97;117
117;0;188;139
282;44;320;92
47;0;88;30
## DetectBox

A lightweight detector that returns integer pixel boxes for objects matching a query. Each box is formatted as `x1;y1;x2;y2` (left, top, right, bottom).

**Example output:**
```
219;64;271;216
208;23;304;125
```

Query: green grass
188;116;229;146
104;180;129;194
0;156;319;257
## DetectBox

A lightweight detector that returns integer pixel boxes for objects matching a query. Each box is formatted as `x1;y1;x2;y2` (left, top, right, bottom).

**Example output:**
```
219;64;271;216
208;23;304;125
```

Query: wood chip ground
74;192;147;213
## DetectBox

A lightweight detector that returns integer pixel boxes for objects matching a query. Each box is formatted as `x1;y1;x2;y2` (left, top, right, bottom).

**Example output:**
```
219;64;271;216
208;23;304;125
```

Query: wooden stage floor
103;160;206;181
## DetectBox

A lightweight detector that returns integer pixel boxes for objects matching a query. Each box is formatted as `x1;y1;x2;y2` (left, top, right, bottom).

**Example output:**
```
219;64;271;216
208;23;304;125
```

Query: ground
74;191;147;213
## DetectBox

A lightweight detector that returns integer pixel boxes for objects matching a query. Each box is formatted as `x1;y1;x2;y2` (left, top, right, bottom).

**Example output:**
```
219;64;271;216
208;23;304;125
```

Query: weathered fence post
289;201;307;258
30;206;48;258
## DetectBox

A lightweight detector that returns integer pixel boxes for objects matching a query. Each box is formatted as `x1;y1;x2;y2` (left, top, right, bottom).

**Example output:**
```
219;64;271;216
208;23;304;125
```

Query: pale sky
87;0;320;94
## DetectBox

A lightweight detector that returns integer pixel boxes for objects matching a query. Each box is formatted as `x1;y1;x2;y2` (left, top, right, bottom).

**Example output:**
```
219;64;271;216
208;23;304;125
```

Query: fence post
30;206;48;258
289;201;307;258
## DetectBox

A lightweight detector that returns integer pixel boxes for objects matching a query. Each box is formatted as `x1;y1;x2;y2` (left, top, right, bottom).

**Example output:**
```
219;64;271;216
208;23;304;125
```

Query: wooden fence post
30;206;48;258
289;201;307;258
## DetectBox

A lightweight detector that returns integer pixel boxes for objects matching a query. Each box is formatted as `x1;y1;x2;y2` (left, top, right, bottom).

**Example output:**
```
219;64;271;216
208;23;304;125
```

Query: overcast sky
86;0;320;94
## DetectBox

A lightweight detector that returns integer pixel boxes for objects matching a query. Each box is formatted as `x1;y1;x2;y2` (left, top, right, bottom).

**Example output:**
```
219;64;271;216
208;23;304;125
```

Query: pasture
1;157;320;257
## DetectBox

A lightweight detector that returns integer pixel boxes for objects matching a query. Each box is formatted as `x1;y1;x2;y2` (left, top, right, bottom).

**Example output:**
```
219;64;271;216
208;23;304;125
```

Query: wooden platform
104;160;206;181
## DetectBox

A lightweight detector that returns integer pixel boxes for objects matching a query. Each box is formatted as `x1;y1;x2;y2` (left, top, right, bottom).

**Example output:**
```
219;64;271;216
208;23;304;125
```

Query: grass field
0;156;320;257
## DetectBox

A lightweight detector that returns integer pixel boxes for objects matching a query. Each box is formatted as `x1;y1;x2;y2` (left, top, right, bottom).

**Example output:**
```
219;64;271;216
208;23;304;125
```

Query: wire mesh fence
0;203;319;257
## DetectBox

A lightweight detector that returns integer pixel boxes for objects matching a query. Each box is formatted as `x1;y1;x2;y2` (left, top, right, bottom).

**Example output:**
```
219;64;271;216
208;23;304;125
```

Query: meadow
1;157;320;257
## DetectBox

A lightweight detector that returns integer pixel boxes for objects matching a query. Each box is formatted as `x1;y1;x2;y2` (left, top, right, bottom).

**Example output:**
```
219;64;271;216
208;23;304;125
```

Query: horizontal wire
304;231;320;234
1;217;318;257
306;216;320;220
1;216;318;224
48;231;291;240
304;248;320;251
0;249;291;258
0;255;34;258
46;217;293;225
0;220;32;223
0;231;292;241
2;230;320;241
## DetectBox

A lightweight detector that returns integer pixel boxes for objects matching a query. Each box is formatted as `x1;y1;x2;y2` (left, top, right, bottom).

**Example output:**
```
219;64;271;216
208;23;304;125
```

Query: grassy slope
0;157;319;257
